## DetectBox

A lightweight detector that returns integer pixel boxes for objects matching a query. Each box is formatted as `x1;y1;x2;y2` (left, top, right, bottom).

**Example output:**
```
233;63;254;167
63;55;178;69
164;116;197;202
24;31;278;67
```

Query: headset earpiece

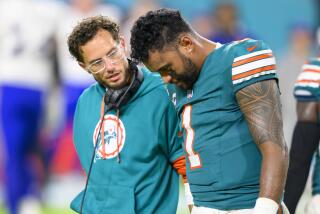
104;60;143;111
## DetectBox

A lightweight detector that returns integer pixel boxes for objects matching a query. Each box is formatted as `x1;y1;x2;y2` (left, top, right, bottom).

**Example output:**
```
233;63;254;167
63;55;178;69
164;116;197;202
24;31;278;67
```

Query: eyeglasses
86;44;123;74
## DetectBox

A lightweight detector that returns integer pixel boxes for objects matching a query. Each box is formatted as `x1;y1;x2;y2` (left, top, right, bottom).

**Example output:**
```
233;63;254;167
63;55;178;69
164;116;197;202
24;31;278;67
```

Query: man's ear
119;36;126;51
179;35;193;53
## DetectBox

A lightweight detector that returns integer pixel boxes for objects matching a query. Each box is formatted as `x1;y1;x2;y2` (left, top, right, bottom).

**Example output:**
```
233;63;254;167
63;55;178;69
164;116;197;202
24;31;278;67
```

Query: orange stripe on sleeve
297;79;320;84
303;69;320;73
232;53;273;67
232;65;276;81
173;156;187;183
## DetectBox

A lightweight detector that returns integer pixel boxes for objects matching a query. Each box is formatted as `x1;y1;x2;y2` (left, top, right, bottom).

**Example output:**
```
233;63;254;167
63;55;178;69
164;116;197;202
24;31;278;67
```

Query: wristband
253;197;278;214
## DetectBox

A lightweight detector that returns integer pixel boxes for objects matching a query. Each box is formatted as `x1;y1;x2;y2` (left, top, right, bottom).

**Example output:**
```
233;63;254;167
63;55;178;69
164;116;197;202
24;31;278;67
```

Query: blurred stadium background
0;0;319;213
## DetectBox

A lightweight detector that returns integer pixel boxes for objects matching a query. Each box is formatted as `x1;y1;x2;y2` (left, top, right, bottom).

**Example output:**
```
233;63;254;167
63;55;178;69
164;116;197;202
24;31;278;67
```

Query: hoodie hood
94;66;163;110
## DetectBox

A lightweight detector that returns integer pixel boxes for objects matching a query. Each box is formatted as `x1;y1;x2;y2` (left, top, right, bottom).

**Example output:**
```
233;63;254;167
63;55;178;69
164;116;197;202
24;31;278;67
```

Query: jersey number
182;105;202;169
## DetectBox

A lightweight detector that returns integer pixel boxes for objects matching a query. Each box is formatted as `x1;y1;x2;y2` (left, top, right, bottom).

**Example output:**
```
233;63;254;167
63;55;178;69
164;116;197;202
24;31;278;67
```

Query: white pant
192;206;253;214
191;202;290;214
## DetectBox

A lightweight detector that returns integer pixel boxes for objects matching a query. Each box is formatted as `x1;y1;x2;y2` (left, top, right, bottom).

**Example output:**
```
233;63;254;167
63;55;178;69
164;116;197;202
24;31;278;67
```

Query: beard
173;53;199;90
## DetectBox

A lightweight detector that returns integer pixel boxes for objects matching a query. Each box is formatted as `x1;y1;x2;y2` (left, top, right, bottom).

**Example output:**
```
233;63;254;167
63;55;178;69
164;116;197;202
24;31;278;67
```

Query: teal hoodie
71;68;184;214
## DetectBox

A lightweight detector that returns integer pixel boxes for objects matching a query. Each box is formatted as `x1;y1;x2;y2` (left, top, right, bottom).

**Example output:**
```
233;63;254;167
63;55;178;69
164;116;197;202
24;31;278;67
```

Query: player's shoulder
305;57;320;67
296;57;320;81
227;38;272;58
226;38;276;88
294;57;320;101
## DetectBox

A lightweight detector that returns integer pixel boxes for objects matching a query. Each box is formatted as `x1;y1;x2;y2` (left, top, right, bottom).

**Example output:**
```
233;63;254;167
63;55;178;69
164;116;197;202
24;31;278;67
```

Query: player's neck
194;37;217;70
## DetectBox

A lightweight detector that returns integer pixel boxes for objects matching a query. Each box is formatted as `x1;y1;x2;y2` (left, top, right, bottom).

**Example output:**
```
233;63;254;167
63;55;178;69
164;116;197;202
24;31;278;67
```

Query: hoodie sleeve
158;96;187;180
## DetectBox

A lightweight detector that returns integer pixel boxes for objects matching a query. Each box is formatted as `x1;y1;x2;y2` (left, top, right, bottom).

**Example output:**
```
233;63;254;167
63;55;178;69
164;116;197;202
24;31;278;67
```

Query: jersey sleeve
294;59;320;102
231;39;278;93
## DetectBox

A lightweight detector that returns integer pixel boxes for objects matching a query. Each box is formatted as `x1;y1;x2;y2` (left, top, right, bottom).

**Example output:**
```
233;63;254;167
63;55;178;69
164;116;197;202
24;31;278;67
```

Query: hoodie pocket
70;184;135;214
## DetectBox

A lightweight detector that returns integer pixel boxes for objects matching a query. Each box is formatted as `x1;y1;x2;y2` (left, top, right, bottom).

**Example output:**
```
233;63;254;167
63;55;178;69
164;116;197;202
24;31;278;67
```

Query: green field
0;207;75;214
0;187;189;214
0;206;188;214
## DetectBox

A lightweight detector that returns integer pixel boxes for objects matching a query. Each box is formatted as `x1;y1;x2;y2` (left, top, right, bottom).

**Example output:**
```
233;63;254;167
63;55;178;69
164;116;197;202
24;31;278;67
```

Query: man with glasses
67;15;189;213
52;0;122;177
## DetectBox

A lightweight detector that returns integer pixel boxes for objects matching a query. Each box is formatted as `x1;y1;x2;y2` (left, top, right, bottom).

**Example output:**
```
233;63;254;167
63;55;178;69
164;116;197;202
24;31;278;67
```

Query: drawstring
99;98;106;157
116;109;121;163
100;94;121;163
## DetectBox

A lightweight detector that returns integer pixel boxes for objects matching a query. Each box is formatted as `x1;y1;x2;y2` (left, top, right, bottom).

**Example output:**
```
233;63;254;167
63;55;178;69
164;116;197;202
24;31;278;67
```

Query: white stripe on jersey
295;82;319;88
294;89;312;96
233;70;276;85
232;57;276;76
297;71;320;81
233;49;272;62
302;64;320;71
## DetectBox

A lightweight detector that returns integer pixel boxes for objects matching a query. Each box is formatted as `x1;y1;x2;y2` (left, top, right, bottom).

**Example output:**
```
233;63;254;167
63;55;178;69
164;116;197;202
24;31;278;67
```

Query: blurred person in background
209;1;252;44
189;12;214;39
121;0;159;56
67;15;189;213
278;23;313;144
284;27;320;214
0;0;62;213
51;0;122;176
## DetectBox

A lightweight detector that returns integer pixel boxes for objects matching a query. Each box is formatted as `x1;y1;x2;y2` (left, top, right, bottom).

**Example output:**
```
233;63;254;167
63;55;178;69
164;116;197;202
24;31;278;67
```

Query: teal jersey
294;58;320;102
71;68;184;214
168;39;278;210
294;58;320;124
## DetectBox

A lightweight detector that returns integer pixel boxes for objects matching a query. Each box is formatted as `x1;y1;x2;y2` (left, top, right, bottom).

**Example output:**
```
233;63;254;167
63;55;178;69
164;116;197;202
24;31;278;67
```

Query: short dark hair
130;8;193;63
68;15;120;62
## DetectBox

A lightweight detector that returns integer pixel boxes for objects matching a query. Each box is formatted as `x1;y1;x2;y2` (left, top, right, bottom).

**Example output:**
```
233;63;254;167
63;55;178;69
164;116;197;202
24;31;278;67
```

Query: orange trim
247;45;258;52
232;53;273;68
182;105;202;170
303;68;320;73
297;79;320;84
100;116;124;158
232;65;276;81
173;156;187;183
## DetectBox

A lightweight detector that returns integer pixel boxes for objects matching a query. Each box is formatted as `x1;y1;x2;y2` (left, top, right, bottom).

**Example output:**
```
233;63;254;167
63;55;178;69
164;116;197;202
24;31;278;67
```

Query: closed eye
158;64;174;75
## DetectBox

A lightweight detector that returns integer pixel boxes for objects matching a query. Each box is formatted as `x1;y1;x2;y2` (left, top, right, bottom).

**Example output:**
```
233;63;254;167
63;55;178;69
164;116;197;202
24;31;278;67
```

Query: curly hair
130;8;193;63
68;15;120;62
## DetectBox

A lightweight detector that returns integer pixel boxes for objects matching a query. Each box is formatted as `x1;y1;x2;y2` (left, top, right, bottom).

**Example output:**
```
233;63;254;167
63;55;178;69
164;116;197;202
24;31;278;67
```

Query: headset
79;61;143;214
104;61;144;110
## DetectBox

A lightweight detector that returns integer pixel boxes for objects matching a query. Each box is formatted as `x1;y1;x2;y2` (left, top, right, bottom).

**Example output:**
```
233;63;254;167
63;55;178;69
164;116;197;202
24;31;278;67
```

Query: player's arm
161;93;194;212
236;79;289;212
284;101;320;210
293;101;320;149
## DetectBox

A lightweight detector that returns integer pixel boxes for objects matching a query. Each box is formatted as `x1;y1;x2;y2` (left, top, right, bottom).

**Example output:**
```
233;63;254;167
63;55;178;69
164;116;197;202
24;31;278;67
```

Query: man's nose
104;58;116;71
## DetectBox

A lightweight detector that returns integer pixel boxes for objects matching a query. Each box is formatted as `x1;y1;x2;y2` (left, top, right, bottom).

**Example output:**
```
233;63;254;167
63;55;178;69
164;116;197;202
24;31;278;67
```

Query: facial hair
174;52;199;90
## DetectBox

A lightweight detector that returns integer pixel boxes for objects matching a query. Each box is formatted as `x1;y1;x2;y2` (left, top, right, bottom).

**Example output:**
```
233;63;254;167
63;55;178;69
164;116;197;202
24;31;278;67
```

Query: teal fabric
168;39;278;210
71;68;184;213
313;152;320;195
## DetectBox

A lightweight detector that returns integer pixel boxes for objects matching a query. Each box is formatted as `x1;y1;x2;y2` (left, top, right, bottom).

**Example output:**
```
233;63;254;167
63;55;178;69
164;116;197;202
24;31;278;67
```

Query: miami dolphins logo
92;114;126;160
